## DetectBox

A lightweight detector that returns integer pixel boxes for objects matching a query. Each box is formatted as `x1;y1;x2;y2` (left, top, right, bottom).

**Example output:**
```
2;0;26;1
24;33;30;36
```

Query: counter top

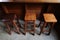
0;0;60;3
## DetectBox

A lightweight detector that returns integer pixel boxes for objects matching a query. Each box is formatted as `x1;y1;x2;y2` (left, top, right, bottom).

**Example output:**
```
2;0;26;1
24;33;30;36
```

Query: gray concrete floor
0;30;58;40
0;20;58;40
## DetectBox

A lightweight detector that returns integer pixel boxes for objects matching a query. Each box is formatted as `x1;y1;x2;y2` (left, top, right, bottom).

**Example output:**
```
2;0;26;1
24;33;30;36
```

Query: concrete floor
0;20;58;40
0;30;58;40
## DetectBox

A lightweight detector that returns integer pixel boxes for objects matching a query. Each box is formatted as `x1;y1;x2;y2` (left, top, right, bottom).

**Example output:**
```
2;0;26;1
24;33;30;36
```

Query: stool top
43;13;57;22
25;13;36;20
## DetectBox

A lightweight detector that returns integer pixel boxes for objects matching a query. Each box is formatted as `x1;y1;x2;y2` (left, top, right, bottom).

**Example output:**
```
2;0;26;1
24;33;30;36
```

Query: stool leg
39;22;47;35
38;21;41;35
30;21;35;35
48;22;55;35
13;21;20;34
17;20;21;28
38;21;41;27
24;20;27;35
4;22;11;35
33;21;35;35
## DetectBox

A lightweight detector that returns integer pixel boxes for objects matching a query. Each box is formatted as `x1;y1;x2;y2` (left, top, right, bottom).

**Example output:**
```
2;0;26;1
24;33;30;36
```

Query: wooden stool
2;4;21;34
24;13;36;35
2;14;12;35
40;13;57;35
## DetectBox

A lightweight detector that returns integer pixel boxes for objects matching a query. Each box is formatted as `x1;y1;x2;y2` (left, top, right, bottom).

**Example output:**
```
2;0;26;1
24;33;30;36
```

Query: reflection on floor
0;20;58;40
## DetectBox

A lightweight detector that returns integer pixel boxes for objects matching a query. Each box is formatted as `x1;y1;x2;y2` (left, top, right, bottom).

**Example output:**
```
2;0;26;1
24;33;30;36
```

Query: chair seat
43;13;57;22
25;13;36;21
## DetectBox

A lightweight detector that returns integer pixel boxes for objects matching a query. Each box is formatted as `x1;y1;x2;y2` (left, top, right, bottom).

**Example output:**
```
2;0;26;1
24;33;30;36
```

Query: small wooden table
24;13;36;35
40;13;57;35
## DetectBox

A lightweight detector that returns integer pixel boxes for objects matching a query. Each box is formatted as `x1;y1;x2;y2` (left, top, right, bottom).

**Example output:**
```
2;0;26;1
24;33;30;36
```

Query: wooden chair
40;13;57;35
2;4;22;34
2;14;12;35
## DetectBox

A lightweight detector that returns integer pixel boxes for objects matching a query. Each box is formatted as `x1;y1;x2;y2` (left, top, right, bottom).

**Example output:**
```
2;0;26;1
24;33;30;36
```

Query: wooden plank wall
0;3;54;20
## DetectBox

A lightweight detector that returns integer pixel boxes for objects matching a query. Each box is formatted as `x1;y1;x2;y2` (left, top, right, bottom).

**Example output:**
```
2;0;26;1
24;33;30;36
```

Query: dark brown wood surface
1;0;59;3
